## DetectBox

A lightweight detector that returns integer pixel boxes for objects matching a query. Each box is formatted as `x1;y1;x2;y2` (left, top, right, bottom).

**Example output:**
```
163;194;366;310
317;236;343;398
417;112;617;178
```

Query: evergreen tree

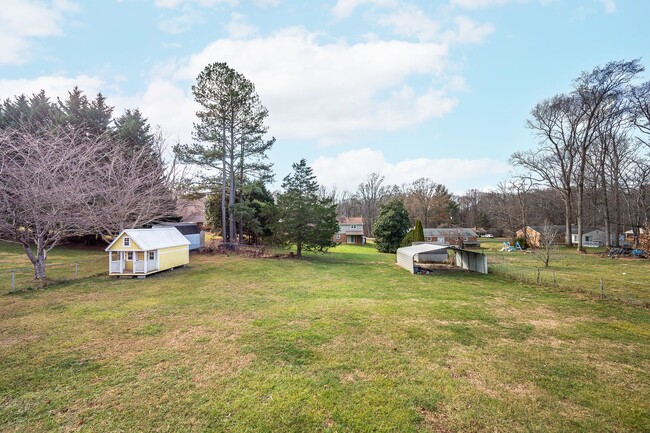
274;159;338;257
113;109;154;150
57;87;113;136
373;199;410;253
414;219;425;242
401;229;415;247
0;92;61;131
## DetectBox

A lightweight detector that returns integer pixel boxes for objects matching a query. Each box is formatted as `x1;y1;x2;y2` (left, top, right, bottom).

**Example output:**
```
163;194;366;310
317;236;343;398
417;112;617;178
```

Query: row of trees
174;62;274;245
509;59;649;249
0;88;177;279
174;62;340;257
334;174;455;237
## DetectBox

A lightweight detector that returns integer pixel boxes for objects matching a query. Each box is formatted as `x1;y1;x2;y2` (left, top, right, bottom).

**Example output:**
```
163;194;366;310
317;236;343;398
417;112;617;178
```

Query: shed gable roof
397;244;447;259
105;228;191;251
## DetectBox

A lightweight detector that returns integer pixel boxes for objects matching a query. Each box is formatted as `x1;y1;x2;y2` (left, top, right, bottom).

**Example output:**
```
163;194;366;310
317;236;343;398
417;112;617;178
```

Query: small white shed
396;244;448;274
105;228;190;277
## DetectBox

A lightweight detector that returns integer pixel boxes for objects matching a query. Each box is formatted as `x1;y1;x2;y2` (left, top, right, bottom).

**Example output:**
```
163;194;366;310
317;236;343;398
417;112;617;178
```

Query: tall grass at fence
481;239;650;306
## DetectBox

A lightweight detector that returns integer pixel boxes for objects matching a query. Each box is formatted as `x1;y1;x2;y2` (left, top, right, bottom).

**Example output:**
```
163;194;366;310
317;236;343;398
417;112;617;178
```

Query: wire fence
487;251;650;306
0;256;107;293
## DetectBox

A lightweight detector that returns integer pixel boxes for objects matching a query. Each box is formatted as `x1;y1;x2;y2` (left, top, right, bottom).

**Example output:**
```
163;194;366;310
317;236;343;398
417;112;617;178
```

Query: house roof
423;228;478;237
105;228;191;251
397;244;447;259
338;217;363;225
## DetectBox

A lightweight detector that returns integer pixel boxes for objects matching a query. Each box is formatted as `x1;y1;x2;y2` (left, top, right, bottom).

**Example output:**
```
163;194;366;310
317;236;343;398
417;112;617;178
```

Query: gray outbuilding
152;222;205;251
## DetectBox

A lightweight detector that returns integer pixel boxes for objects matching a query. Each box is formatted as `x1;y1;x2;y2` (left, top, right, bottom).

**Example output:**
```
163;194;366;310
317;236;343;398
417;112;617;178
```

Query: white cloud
312;148;510;193
154;0;237;8
0;75;104;100
158;11;203;34
443;16;494;44
332;0;396;19
599;0;616;13
376;5;440;42
254;0;281;7
450;0;511;9
155;0;238;33
377;6;493;45
0;0;79;64
226;13;258;39
111;80;196;144
173;27;456;144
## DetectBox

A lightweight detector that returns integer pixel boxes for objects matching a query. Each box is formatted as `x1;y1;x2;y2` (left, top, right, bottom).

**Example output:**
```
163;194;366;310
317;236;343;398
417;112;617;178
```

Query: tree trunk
239;138;245;244
296;240;302;258
576;183;584;252
221;125;227;242
23;242;47;280
601;174;612;248
564;198;572;247
228;119;237;243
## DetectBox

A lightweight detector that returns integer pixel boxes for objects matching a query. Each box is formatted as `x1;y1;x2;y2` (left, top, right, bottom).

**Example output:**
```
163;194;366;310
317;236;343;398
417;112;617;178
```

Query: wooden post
75;261;79;278
600;277;604;299
536;268;540;285
553;271;556;287
11;270;15;292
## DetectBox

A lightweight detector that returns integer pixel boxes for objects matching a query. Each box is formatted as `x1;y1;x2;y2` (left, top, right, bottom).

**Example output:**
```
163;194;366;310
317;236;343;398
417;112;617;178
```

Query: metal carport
396;244;488;275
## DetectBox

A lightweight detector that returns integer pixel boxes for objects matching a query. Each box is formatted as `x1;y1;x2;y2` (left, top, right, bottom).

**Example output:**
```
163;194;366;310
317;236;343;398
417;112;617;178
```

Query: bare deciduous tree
534;221;560;267
405;178;452;228
0;126;176;281
357;173;387;236
512;94;578;247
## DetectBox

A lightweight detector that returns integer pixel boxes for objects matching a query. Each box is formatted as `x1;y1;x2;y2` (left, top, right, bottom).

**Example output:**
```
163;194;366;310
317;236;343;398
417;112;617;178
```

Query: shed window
149;251;155;260
126;252;133;260
123;237;130;247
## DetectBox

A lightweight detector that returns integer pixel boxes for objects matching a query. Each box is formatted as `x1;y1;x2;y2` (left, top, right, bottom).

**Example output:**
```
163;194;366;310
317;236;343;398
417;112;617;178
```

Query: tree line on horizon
1;58;649;281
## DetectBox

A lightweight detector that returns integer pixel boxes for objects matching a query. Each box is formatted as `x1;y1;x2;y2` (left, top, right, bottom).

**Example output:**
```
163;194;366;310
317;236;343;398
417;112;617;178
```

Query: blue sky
1;0;648;194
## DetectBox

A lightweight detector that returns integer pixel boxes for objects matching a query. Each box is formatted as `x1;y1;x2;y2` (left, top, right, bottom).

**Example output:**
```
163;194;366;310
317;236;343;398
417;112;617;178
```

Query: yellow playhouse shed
105;228;190;277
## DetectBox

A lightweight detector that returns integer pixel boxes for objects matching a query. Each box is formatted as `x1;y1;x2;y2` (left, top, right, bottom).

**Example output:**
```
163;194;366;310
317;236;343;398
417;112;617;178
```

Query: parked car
484;234;494;238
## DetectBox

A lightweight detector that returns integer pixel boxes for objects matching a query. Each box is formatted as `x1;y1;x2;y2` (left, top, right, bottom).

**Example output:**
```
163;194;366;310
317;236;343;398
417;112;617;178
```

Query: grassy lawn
479;238;650;305
0;243;106;292
0;242;648;432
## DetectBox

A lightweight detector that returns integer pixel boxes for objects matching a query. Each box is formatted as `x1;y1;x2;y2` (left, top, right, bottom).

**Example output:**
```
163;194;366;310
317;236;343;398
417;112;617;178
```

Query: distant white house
571;228;612;247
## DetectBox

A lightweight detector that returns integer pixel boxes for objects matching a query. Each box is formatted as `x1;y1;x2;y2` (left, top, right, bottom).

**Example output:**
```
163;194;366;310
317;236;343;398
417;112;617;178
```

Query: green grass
0;242;106;292
0;242;648;432
479;238;650;305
